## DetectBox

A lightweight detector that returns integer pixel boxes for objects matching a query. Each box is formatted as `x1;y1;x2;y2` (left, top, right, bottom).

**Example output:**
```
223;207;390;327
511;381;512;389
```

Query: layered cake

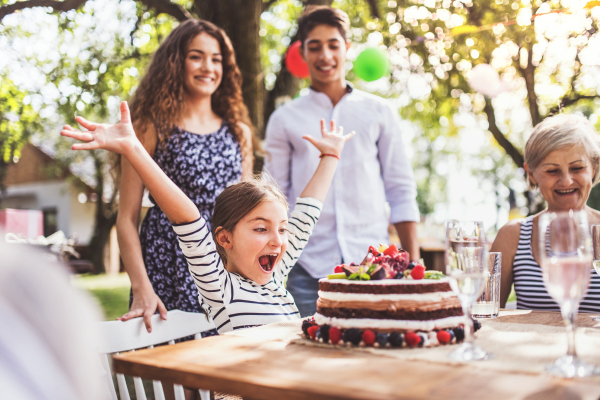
302;244;474;348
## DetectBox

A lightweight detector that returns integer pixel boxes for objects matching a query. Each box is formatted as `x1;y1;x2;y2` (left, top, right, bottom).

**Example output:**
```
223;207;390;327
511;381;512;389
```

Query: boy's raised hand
302;119;355;158
60;101;138;155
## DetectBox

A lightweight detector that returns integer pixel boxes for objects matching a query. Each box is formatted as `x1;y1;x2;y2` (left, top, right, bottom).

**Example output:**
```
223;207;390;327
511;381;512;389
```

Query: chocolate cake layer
319;279;452;294
317;301;463;320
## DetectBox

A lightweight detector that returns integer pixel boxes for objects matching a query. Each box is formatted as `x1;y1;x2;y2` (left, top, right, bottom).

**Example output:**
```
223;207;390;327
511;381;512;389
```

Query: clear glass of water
592;225;600;322
539;211;599;377
472;252;501;318
445;220;491;361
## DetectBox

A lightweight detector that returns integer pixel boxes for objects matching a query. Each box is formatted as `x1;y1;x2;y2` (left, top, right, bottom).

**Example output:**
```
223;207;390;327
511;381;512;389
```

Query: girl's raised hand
60;101;138;155
302;119;355;158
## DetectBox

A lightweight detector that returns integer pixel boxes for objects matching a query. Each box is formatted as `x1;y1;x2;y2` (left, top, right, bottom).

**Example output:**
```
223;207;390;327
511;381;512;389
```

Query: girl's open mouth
259;254;278;273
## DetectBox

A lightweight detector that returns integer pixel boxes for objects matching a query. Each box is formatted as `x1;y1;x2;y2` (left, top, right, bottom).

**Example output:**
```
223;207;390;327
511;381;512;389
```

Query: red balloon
285;41;310;79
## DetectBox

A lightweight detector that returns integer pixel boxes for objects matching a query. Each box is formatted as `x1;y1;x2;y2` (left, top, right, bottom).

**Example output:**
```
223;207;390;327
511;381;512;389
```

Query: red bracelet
319;153;340;160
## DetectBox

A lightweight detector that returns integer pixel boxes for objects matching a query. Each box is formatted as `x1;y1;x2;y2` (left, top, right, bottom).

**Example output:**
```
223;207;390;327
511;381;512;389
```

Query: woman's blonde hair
524;114;600;190
211;177;288;265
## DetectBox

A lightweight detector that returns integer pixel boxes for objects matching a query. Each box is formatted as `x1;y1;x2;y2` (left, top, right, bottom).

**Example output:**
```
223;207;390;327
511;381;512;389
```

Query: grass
71;273;131;320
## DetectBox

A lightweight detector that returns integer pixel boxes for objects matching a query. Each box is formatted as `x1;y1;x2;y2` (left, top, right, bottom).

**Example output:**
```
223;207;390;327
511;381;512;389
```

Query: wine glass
539;211;599;377
445;220;491;361
592;224;600;322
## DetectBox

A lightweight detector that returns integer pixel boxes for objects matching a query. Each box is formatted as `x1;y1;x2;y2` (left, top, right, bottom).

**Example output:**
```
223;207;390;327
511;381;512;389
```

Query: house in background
2;143;152;274
2;143;97;243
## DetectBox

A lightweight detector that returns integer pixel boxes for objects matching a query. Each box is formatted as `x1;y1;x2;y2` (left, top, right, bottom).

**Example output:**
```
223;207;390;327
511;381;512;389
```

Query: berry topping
410;264;425;280
436;330;451;345
388;332;404;347
407;261;418;270
301;319;315;336
448;329;456;341
307;325;319;339
376;333;388;347
382;244;399;256
343;328;363;346
319;325;331;343
368;246;379;256
362;330;376;346
453;326;465;342
334;265;344;273
329;327;342;344
405;332;421;347
417;333;426;347
394;270;404;279
473;318;482;332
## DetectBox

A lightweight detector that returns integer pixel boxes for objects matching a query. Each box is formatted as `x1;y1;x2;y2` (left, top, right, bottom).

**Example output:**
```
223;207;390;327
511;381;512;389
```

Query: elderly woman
492;114;600;312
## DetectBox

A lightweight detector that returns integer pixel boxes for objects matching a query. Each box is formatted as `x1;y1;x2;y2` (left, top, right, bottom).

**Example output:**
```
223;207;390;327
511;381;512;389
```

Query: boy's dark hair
297;6;350;46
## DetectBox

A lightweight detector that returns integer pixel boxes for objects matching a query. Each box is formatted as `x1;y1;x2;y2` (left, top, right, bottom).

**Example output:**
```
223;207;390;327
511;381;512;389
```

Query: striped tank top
513;216;600;312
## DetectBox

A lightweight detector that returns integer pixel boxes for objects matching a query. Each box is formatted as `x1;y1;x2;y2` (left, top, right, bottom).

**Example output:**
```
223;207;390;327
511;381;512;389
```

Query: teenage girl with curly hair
116;19;255;335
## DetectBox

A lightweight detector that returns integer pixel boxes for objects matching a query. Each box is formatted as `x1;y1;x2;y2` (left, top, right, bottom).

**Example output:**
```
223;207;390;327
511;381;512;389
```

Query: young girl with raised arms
61;101;354;333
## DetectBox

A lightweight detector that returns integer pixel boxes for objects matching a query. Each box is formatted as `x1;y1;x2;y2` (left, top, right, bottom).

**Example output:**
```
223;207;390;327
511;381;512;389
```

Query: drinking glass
539;211;599;377
472;252;501;318
592;224;600;322
445;220;491;361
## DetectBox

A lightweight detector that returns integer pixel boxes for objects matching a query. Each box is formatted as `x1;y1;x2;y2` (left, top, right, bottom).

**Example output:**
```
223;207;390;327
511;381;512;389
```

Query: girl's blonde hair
211;177;288;264
524;114;600;190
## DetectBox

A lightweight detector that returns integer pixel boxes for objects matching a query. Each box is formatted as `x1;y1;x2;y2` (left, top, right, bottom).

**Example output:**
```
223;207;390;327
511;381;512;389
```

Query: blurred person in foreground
0;239;107;400
492;114;600;312
263;6;420;317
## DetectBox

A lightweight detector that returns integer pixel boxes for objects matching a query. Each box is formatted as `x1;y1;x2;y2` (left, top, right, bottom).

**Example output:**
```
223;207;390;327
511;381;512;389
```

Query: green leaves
0;76;41;164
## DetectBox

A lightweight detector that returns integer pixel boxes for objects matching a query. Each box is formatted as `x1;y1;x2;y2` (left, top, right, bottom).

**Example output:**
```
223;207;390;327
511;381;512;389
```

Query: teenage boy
264;6;420;317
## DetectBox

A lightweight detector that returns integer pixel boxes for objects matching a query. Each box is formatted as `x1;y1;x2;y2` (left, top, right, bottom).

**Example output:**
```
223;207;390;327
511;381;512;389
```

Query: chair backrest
97;310;215;400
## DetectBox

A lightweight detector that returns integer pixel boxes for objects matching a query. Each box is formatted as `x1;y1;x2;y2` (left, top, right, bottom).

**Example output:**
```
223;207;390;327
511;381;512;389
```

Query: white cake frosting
313;313;466;331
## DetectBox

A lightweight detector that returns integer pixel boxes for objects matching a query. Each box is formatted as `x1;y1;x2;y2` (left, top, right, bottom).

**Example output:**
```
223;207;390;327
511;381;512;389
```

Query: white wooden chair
97;310;216;400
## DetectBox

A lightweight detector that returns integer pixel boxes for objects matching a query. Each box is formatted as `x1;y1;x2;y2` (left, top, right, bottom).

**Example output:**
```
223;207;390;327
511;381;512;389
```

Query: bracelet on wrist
319;153;340;160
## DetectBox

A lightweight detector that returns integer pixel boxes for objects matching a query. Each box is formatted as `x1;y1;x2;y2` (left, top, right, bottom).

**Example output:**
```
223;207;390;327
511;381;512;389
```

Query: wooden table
113;311;600;400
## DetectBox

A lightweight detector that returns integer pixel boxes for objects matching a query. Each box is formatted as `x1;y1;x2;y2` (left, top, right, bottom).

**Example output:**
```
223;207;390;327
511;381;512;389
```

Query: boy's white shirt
172;197;322;333
264;85;419;278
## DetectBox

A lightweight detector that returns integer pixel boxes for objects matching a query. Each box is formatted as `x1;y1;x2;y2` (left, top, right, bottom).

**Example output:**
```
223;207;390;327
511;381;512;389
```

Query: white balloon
467;64;512;97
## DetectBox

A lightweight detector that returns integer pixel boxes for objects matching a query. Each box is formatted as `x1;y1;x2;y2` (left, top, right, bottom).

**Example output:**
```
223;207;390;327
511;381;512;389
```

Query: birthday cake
302;244;473;348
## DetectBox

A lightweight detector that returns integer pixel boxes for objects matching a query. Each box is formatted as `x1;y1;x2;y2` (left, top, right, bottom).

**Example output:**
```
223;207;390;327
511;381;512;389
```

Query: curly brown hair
128;19;254;151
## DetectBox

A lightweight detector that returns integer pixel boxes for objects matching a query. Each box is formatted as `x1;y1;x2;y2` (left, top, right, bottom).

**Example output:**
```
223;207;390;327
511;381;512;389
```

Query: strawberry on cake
302;244;476;348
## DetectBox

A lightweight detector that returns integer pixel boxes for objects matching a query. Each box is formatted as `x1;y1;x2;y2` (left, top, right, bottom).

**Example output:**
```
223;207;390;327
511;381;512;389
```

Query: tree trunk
196;0;265;134
87;152;119;273
88;211;117;274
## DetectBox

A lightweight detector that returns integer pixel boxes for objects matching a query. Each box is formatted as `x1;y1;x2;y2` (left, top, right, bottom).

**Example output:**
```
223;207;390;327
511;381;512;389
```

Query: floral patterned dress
137;123;242;336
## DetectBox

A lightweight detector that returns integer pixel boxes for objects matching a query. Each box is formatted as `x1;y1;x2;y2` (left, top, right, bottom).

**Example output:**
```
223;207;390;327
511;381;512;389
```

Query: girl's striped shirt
172;197;322;333
513;216;600;312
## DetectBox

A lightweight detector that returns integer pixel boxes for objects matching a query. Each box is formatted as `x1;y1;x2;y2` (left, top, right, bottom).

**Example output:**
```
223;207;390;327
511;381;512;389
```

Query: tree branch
516;42;541;127
365;0;380;19
135;0;192;21
0;0;193;22
0;0;87;20
262;0;278;12
547;94;600;116
484;97;524;169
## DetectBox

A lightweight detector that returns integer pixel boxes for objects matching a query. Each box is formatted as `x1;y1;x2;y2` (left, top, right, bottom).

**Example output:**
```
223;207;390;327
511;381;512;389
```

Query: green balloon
353;48;389;82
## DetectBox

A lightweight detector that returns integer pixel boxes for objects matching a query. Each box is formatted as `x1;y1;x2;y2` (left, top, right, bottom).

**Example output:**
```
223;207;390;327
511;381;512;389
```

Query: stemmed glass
539;211;599;377
445;220;491;361
591;224;600;322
